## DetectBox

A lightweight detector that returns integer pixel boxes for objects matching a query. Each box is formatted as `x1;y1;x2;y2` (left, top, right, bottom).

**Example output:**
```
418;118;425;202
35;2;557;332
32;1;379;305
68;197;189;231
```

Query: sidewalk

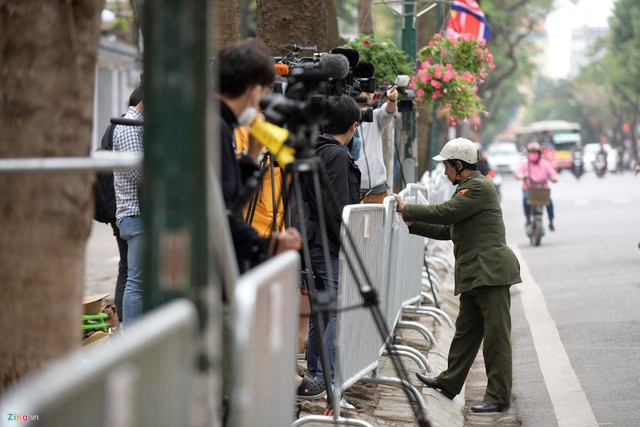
297;265;521;426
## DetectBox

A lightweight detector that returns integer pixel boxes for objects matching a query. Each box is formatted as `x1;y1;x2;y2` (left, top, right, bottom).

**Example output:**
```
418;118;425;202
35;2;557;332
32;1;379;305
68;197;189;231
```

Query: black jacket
220;101;269;273
301;134;361;255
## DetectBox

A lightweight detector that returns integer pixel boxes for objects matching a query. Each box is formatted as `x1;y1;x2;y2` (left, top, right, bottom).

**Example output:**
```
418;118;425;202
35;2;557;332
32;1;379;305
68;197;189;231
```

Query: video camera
260;44;382;150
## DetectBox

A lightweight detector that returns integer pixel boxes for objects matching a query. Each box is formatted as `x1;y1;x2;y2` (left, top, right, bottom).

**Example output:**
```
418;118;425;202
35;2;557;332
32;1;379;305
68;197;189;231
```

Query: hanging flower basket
345;34;414;87
410;33;494;124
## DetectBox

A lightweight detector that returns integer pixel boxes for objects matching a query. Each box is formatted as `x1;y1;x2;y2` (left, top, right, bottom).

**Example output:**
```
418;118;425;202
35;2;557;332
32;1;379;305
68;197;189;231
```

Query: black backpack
93;124;117;223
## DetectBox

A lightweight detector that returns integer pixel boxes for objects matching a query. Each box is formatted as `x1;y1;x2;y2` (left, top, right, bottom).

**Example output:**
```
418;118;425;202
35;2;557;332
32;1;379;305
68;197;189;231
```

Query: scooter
525;181;550;247
594;152;607;178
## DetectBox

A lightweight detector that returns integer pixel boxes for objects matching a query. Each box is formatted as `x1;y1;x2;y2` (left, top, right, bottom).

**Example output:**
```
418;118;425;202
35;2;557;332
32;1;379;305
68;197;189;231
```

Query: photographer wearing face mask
216;41;302;273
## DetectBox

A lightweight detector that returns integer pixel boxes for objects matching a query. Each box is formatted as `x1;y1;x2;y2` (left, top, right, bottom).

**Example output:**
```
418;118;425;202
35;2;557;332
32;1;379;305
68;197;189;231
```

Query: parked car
486;142;523;174
582;143;619;172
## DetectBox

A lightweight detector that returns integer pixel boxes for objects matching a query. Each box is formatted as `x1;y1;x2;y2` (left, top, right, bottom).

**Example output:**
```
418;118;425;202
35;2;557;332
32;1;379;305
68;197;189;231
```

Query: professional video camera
260;43;385;151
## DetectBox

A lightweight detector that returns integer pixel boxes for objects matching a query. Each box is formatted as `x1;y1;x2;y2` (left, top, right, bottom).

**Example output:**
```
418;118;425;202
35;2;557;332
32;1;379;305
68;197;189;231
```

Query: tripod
282;146;431;426
244;151;284;236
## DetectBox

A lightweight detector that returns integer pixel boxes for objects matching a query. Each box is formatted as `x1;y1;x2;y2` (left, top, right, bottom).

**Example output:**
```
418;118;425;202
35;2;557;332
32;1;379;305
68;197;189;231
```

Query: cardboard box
83;293;111;315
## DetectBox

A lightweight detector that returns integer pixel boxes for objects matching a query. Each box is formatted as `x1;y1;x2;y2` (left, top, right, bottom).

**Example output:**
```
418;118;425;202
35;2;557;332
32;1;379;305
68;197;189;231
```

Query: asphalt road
498;169;640;427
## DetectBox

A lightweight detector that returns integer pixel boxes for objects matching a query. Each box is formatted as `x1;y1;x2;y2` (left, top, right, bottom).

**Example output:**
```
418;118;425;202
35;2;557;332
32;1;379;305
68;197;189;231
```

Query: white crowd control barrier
384;184;445;351
227;250;301;427
410;166;455;328
294;198;430;426
0;299;198;427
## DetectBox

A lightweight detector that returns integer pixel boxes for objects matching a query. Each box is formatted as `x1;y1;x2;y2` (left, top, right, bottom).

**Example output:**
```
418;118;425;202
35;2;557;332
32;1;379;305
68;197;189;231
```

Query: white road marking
512;245;598;427
573;199;591;206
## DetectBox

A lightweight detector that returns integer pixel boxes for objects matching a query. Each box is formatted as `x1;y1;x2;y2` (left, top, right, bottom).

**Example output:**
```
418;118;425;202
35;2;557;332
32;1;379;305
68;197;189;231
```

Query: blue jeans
119;216;144;326
522;191;555;222
306;244;338;381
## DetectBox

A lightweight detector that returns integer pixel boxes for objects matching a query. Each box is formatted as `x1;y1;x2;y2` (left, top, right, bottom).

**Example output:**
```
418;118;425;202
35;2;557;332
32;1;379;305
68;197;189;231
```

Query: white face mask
237;85;263;126
237;106;257;126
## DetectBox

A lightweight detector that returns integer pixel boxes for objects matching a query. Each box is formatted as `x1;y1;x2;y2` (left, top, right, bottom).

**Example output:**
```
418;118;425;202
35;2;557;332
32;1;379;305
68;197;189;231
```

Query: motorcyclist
515;142;559;231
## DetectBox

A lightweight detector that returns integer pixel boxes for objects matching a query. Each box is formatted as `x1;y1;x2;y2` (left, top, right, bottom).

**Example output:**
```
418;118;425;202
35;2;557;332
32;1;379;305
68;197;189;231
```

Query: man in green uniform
393;137;521;413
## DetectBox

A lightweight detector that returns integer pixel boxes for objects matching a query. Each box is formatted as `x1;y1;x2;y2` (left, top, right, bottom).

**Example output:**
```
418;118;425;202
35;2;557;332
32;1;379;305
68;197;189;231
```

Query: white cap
432;137;478;164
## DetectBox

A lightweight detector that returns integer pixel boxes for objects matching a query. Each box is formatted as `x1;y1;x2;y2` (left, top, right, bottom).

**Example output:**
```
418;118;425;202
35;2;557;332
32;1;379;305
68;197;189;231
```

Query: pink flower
419;73;428;84
434;70;442;79
426;73;433;80
432;90;441;99
431;80;441;89
446;63;453;71
443;71;454;83
416;89;425;98
421;60;431;69
411;76;418;84
363;39;370;46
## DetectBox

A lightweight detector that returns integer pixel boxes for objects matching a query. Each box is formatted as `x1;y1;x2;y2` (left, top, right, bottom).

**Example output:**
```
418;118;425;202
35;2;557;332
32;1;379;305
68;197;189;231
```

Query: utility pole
400;1;418;184
142;0;214;320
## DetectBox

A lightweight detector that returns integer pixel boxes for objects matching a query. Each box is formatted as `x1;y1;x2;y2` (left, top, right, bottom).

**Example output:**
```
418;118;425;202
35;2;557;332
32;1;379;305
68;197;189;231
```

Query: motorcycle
571;149;584;179
525;180;550;247
594;151;607;178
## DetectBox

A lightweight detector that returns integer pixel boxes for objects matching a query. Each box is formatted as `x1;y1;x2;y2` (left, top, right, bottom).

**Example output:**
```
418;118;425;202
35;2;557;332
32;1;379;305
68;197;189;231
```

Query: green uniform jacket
403;171;521;295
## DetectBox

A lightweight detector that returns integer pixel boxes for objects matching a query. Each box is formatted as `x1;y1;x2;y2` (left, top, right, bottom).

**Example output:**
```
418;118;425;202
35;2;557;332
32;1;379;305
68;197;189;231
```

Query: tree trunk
326;0;343;49
215;0;241;49
256;0;328;53
0;0;102;392
358;0;374;35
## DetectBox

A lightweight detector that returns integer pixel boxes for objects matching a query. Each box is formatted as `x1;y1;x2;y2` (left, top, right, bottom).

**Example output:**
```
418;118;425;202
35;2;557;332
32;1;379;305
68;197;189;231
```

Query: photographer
299;95;361;410
217;41;302;273
355;85;398;203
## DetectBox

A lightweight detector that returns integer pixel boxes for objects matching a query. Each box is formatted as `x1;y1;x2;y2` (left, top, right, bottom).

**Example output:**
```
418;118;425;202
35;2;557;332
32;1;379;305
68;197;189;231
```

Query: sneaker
321;395;355;411
296;377;326;400
549;222;555;232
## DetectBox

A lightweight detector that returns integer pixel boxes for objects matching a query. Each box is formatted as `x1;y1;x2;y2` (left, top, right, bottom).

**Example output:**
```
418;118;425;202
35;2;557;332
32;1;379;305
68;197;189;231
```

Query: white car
582;143;619;172
486;142;523;174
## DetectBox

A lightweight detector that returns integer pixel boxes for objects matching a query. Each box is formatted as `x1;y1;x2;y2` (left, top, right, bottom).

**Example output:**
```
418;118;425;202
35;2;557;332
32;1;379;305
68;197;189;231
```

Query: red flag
446;0;491;42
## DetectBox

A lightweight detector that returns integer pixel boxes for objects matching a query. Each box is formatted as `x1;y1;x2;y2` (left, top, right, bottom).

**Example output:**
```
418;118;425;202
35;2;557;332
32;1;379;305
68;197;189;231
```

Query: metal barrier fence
0;151;142;173
335;205;388;393
407;167;455;328
294;194;430;426
0;299;197;427
227;250;301;427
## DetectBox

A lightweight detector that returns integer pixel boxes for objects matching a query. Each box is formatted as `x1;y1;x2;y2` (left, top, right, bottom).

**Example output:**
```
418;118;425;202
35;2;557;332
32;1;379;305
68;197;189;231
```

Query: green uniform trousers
437;285;512;406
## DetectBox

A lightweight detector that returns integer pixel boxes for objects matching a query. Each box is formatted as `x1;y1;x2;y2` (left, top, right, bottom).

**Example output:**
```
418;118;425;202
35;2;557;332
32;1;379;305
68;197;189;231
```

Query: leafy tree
603;0;640;160
477;0;555;142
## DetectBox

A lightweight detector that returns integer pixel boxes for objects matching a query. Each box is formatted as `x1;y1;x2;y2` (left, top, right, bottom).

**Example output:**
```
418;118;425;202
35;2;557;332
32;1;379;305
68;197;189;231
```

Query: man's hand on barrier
392;193;414;227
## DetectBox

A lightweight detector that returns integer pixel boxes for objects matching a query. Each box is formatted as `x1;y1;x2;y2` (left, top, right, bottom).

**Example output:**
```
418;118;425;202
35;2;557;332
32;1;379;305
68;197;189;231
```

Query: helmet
433;137;478;164
527;142;541;153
